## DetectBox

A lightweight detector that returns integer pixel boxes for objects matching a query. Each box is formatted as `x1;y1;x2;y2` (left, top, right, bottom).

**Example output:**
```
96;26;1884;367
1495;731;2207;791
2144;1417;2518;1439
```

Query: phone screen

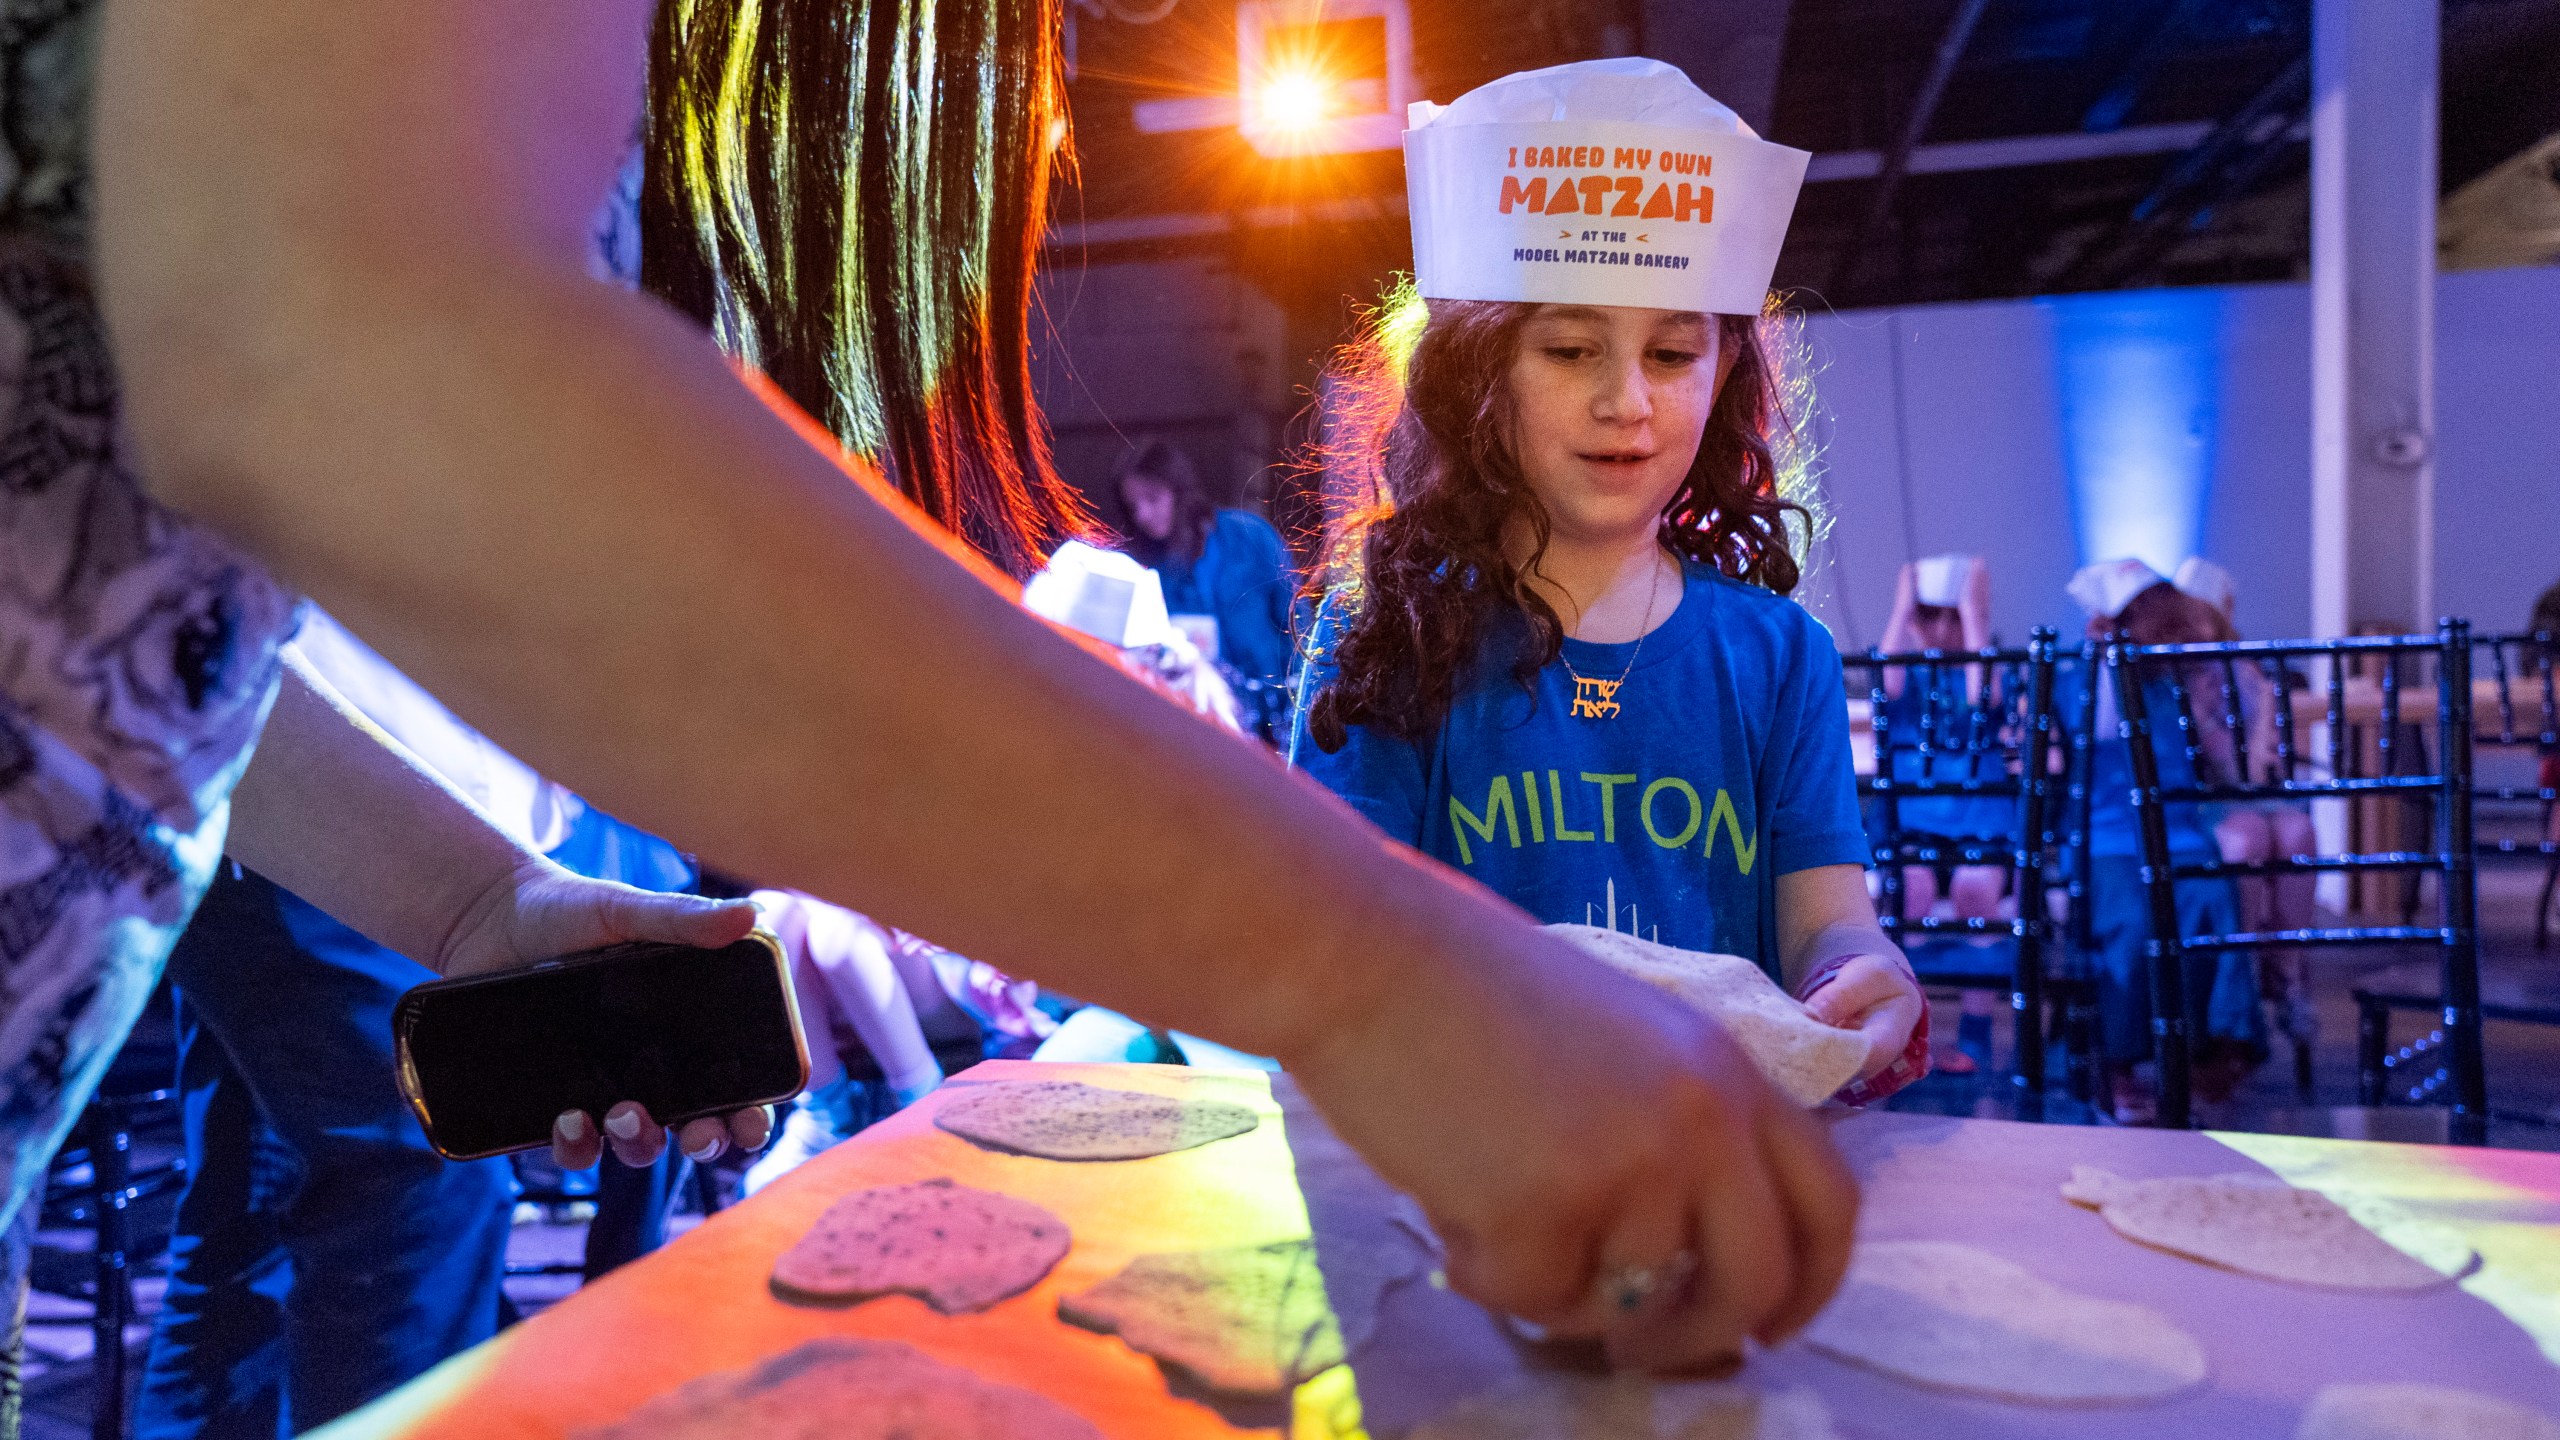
395;935;808;1160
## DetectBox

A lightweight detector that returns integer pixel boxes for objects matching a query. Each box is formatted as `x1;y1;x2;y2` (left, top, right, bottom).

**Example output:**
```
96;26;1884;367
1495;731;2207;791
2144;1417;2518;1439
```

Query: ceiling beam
1803;122;2215;182
1052;125;2230;252
1820;0;1996;301
2047;53;2312;289
2082;0;2210;132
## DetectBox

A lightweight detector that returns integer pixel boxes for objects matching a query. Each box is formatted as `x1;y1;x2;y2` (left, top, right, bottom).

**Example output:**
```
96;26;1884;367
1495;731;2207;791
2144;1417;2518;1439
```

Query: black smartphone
393;932;809;1161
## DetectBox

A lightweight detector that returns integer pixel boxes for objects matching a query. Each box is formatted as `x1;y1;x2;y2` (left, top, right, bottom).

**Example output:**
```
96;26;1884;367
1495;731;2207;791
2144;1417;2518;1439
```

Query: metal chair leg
2063;980;2100;1106
87;1107;133;1440
2538;853;2558;950
2357;999;2388;1109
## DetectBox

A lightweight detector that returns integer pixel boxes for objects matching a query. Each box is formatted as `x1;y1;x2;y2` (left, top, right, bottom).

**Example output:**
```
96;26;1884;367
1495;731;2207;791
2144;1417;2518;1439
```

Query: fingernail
685;1136;723;1161
605;1107;643;1140
555;1111;588;1142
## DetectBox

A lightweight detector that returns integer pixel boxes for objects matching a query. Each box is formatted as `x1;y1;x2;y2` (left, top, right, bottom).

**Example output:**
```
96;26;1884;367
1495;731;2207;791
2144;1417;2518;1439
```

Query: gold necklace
1560;557;1666;722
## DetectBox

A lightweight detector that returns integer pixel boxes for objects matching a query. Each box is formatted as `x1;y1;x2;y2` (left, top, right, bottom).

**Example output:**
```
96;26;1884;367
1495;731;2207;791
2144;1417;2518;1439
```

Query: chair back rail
1844;630;2062;1102
2469;632;2560;946
2112;622;2486;1142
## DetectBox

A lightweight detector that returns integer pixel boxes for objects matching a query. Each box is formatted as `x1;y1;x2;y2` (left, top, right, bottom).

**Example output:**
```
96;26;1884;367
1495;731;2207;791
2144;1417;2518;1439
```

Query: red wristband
1796;956;1933;1107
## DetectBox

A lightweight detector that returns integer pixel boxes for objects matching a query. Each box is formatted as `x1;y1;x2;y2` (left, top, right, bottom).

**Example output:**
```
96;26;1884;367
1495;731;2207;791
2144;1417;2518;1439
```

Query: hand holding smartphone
394;932;810;1161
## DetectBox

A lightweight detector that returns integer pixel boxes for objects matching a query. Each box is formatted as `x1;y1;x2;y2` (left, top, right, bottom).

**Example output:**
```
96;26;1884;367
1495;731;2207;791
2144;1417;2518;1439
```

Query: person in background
1872;555;2006;1077
136;609;722;1440
1115;440;1296;738
1292;61;1926;1109
137;866;513;1440
2070;560;2267;1124
2173;557;2321;1075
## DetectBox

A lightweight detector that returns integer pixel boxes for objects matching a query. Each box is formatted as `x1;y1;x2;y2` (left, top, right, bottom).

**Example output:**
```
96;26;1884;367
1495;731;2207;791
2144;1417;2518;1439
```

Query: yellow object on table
314;1061;2560;1439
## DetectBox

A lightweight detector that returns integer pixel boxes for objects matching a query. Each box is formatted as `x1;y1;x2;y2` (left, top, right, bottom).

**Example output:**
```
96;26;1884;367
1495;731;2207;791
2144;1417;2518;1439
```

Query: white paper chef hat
2172;557;2236;617
1913;554;1980;608
1022;541;1182;650
2068;558;2170;621
1403;58;1810;315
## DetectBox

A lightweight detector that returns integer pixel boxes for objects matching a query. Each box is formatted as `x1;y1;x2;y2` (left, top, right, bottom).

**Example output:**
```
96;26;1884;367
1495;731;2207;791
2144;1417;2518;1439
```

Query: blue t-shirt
2061;670;2222;860
1150;510;1295;687
1866;670;2016;844
1289;560;1869;978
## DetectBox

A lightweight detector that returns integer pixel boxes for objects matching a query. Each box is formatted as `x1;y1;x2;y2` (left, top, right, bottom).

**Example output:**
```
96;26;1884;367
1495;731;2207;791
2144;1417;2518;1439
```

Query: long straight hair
640;0;1100;579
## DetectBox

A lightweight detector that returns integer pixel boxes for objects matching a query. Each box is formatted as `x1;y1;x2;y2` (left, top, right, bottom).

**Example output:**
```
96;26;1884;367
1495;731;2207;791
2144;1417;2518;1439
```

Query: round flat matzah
2298;1383;2560;1440
934;1080;1258;1160
1060;1240;1359;1399
771;1179;1069;1313
575;1337;1101;1440
1545;925;1867;1107
1411;1375;1839;1439
1798;1240;2207;1405
2062;1166;2469;1290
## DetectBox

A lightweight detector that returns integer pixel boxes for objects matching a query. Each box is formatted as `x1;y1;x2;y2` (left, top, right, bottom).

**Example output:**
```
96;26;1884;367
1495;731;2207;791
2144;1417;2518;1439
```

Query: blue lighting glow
2050;289;2221;575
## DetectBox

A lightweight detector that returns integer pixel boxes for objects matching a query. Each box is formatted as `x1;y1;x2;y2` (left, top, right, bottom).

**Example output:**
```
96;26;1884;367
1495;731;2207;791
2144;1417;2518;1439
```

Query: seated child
2176;556;2320;1061
2069;559;2269;1123
1872;553;2009;1075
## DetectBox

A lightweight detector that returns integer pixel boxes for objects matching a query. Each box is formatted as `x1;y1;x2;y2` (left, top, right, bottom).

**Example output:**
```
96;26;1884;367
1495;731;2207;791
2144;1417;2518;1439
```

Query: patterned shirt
0;0;305;1231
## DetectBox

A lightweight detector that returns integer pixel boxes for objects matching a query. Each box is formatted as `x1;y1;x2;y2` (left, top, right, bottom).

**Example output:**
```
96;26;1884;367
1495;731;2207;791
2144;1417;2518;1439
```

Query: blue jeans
2087;855;2270;1065
134;869;513;1440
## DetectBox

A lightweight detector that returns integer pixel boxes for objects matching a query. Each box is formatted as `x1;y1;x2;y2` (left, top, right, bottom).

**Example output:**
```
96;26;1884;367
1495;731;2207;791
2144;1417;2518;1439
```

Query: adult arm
227;651;768;1165
96;0;1853;1370
1876;563;1919;698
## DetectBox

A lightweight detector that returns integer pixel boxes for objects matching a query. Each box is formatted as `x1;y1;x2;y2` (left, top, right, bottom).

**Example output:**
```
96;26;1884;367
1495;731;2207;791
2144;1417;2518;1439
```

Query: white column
2310;0;2438;638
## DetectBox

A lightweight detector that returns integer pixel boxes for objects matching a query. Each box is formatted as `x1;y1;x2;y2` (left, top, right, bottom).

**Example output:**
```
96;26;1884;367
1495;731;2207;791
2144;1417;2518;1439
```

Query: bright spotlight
1235;0;1411;158
1257;70;1334;132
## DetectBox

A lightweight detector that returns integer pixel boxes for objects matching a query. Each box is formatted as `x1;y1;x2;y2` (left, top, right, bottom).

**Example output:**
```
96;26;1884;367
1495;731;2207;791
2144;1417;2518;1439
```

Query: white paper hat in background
2173;557;2236;616
1022;542;1182;651
1913;554;1981;608
1404;58;1810;315
2068;558;2170;621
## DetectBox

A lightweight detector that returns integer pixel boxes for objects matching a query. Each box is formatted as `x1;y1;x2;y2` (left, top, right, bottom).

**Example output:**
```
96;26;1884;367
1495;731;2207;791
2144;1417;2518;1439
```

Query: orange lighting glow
1256;69;1334;133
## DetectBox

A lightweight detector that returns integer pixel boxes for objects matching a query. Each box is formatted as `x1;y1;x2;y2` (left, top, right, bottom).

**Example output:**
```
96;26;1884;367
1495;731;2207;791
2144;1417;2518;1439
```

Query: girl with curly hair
1292;60;1927;1103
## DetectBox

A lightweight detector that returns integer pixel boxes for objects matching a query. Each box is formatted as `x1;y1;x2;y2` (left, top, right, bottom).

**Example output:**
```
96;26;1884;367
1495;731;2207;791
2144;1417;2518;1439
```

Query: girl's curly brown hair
1302;288;1818;752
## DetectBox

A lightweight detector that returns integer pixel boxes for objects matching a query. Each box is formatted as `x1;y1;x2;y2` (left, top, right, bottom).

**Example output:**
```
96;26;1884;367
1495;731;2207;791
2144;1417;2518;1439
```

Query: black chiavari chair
2472;631;2560;947
1846;629;2063;1113
2114;622;2486;1143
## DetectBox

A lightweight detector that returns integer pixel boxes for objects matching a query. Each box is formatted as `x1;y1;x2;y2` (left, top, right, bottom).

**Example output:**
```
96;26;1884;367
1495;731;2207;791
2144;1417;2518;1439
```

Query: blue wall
1798;265;2560;649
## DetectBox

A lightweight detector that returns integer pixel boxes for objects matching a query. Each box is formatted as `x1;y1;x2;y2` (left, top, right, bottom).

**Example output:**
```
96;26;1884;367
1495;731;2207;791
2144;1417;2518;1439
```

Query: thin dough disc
576;1337;1101;1440
1060;1238;1399;1399
1545;925;1867;1107
1411;1374;1840;1439
934;1080;1258;1160
2063;1166;2468;1290
771;1179;1069;1313
2298;1383;2560;1440
1798;1240;2207;1405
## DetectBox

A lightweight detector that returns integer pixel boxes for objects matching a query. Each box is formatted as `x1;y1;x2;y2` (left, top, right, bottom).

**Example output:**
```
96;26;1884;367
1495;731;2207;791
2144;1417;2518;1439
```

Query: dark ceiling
1051;0;2560;312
